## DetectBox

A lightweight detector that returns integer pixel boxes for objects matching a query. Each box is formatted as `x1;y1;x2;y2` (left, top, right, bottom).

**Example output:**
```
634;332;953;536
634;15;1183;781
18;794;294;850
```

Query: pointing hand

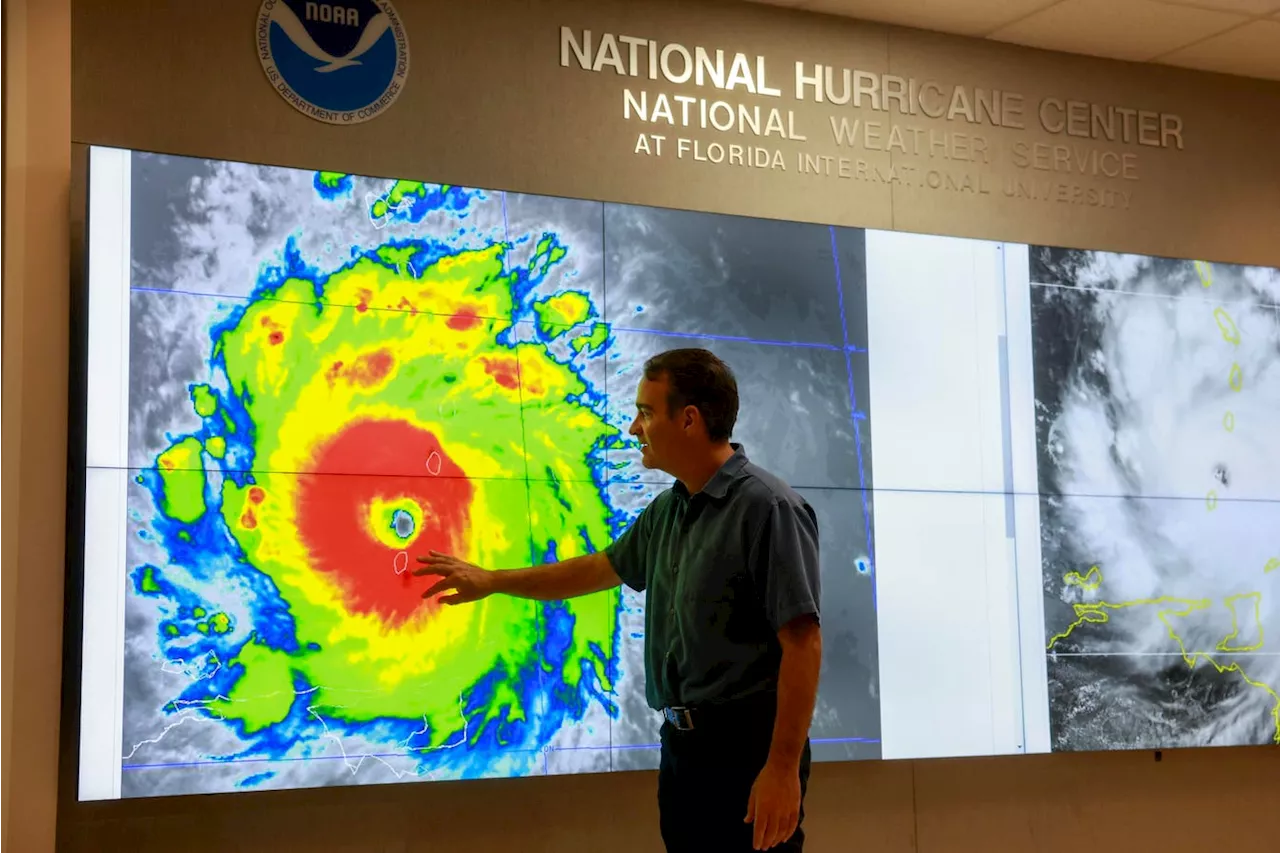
412;551;495;604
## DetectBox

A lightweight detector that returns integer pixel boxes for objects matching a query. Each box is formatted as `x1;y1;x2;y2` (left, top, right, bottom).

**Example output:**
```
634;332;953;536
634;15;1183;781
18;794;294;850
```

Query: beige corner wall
3;0;73;851
3;0;1279;850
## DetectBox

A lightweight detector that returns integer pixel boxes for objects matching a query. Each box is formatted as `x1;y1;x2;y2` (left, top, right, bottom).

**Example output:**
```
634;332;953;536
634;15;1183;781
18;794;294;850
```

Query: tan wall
71;0;1280;267
2;0;72;851
2;0;1279;850
50;745;1280;851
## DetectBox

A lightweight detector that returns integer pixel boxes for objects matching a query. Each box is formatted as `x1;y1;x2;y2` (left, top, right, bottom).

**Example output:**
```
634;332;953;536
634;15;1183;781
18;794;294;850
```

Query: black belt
660;693;776;732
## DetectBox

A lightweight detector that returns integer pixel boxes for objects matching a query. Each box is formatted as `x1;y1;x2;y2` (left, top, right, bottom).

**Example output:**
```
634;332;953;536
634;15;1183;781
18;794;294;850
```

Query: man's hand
412;551;496;604
411;551;619;603
744;758;802;850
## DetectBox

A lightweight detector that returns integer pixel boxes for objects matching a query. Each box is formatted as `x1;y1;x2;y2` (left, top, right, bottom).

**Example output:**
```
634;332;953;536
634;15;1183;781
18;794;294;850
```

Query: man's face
629;374;686;471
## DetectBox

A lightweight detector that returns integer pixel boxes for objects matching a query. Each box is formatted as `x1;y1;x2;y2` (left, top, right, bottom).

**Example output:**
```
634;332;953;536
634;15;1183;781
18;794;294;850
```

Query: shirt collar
674;443;749;501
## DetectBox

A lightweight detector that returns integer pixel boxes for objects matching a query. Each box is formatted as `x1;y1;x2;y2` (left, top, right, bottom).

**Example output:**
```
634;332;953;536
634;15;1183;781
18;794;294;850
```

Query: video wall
73;146;1280;800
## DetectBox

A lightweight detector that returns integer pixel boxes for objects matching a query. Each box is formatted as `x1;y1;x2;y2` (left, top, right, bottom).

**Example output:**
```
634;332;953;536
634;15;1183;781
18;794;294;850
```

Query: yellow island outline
1048;565;1280;743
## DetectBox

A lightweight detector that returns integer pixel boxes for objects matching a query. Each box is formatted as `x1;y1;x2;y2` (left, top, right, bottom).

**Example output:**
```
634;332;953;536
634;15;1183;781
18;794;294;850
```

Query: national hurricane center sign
257;0;409;125
558;26;1188;212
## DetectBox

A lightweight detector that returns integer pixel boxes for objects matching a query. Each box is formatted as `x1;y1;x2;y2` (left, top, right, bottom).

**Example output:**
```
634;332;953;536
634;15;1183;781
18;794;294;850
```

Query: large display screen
72;146;1280;800
1031;249;1280;750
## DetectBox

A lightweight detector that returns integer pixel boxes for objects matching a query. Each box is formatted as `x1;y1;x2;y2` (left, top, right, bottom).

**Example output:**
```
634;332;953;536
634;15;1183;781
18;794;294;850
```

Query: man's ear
680;405;700;432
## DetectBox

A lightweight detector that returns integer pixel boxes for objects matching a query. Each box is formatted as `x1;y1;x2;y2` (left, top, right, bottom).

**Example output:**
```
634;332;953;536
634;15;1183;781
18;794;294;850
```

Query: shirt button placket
670;561;677;613
674;507;686;574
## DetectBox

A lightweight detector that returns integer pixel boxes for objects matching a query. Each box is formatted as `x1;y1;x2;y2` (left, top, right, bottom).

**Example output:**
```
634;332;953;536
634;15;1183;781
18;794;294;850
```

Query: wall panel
1;0;73;851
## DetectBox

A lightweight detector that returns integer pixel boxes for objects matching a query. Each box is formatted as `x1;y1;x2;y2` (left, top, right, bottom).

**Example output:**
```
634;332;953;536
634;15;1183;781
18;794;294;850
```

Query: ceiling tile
1159;18;1280;78
989;0;1247;60
1154;0;1280;14
798;0;1061;37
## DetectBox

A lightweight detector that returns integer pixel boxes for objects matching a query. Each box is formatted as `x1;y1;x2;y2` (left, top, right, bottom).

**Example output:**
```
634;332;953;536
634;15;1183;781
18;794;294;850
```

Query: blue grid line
601;201;615;774
612;324;867;353
120;737;881;770
501;191;511;253
501;189;552;776
544;736;880;752
129;285;515;324
829;226;876;606
101;460;1262;504
131;286;870;356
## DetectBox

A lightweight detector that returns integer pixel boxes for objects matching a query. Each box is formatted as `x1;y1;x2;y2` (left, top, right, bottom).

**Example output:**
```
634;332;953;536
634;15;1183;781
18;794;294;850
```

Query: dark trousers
657;705;811;853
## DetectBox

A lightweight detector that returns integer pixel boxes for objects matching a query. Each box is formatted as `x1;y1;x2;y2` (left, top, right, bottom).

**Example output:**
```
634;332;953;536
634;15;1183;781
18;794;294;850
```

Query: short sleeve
604;501;654;592
751;497;821;632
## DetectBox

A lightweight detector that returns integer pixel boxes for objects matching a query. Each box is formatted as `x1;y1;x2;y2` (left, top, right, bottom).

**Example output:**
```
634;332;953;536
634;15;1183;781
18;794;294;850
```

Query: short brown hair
643;348;739;442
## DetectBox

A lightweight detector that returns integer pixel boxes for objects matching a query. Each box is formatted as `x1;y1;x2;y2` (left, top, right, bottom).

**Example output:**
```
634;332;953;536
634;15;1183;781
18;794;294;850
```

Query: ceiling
747;0;1280;82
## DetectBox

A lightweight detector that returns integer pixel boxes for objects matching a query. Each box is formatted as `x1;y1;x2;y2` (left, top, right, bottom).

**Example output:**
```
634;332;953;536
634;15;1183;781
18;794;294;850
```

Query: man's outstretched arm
416;494;654;604
412;550;622;604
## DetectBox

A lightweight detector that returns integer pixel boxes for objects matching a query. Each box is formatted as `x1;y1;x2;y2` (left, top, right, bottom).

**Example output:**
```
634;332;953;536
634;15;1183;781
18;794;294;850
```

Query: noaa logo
256;0;409;125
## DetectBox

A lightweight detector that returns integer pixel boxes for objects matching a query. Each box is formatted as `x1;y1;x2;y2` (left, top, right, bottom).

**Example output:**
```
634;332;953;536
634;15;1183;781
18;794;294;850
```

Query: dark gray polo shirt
605;444;821;710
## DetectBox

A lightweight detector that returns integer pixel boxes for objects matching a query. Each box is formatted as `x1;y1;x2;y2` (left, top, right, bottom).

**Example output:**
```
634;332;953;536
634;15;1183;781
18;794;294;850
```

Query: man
415;348;823;852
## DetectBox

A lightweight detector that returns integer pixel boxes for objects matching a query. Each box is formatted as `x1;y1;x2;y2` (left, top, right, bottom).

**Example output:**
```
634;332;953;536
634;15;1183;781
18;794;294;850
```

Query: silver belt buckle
664;706;695;730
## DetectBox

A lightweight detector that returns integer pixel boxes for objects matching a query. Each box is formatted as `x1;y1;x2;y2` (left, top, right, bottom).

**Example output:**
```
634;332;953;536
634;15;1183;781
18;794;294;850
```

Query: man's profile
414;347;823;852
